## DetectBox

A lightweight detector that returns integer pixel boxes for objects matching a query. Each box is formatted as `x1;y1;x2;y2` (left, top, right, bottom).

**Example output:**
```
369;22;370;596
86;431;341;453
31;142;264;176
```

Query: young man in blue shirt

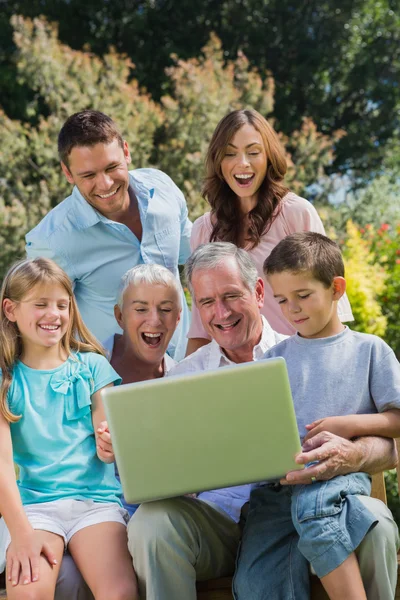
26;109;192;361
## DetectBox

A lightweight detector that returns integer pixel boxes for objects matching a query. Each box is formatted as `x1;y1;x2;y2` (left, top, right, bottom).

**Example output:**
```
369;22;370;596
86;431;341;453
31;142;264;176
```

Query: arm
304;409;400;442
92;384;115;464
0;414;57;585
281;431;397;485
178;199;192;265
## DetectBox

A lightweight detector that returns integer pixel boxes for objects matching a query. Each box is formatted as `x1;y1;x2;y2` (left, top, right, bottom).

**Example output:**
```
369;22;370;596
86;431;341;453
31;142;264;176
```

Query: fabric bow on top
50;359;94;421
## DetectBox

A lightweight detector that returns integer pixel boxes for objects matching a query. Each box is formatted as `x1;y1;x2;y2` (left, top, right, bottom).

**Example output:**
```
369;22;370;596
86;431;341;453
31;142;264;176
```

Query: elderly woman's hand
280;431;366;486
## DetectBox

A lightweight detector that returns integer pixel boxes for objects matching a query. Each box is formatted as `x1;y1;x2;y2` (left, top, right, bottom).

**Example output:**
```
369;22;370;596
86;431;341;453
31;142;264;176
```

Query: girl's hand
7;530;57;586
304;416;357;442
96;420;115;463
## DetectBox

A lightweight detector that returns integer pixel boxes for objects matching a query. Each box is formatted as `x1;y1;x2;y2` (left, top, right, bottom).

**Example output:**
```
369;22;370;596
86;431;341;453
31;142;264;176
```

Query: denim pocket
295;476;351;522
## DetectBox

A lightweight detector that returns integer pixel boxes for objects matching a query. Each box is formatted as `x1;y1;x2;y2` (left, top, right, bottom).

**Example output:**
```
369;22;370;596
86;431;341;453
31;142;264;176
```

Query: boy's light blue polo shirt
26;168;192;361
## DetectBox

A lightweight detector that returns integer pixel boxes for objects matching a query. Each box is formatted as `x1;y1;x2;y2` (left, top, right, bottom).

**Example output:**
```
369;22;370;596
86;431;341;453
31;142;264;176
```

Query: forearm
346;410;400;439
0;461;32;537
353;436;398;475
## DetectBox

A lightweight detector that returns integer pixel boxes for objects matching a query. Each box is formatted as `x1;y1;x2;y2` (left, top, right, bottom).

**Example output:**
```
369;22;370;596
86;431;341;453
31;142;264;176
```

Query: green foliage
1;1;399;179
385;470;400;528
341;221;387;337
358;223;400;358
335;175;400;230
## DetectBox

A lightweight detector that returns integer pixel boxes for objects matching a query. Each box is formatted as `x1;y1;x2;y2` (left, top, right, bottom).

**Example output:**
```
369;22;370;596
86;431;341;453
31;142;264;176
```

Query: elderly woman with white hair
53;263;182;600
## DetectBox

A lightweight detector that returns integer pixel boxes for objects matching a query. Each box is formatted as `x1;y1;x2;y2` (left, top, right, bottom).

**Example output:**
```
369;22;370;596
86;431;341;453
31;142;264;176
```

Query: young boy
234;232;400;600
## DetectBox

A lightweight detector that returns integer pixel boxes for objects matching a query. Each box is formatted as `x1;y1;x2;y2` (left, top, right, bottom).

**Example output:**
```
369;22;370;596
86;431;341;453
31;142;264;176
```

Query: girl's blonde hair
0;257;105;423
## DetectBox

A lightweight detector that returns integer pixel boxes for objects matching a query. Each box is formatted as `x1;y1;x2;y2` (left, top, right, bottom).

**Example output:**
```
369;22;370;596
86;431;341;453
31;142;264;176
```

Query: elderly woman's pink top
188;192;353;338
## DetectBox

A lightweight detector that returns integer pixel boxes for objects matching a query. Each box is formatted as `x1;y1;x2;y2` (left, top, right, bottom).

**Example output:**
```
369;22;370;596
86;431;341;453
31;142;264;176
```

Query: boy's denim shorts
291;472;378;577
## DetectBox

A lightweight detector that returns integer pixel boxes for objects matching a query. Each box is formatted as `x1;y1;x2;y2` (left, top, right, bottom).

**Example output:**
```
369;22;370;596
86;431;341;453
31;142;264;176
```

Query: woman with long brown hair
186;109;352;354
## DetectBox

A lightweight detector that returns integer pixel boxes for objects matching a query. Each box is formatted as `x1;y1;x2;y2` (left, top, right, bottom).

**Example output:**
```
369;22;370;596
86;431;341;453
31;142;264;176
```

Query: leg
6;531;64;600
233;485;310;600
68;522;138;600
55;552;94;600
320;553;367;600
128;497;240;600
355;496;399;600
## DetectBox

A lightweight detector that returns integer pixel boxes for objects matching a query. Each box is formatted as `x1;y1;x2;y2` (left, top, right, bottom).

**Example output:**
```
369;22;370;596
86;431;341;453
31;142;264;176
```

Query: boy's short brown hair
58;110;124;167
263;232;344;288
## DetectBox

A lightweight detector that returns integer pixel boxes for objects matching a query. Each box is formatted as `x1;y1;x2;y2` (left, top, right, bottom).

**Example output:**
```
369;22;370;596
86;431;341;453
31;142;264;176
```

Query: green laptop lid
102;357;303;504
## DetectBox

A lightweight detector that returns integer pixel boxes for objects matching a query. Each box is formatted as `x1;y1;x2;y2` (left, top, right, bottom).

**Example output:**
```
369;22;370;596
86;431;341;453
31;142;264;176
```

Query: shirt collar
207;316;277;368
69;170;154;230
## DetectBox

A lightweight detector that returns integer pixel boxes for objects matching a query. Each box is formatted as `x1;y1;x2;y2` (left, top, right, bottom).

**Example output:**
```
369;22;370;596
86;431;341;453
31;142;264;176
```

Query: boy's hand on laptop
281;431;363;486
304;416;357;442
96;420;115;463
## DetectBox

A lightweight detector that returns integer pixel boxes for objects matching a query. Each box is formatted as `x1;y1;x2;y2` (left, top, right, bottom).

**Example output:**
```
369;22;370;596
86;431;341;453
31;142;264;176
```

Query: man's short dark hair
58;110;124;167
263;232;345;288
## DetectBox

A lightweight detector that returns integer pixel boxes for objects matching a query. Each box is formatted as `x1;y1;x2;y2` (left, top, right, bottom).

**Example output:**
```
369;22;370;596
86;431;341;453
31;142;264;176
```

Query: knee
127;498;188;556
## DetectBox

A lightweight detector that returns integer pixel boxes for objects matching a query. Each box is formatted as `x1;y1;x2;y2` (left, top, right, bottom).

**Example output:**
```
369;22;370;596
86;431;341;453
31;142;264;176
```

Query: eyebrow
226;142;262;149
131;300;174;305
273;288;311;297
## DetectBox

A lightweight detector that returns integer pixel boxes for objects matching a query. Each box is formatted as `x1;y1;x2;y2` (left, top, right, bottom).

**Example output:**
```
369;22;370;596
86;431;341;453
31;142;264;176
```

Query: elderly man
128;242;398;600
26;110;191;360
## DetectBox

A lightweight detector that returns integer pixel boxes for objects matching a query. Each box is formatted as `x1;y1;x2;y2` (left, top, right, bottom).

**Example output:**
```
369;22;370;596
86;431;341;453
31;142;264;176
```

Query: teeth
40;325;59;330
98;189;118;198
235;174;253;180
143;333;161;338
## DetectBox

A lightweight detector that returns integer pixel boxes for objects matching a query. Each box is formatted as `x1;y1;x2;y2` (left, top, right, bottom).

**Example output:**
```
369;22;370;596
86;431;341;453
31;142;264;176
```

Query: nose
287;300;301;314
46;305;60;320
146;308;162;326
96;171;114;189
237;153;250;168
214;299;231;321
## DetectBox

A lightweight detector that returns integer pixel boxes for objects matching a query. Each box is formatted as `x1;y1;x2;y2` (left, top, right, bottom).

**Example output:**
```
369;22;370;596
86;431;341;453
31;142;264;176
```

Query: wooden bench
1;453;399;599
197;443;400;600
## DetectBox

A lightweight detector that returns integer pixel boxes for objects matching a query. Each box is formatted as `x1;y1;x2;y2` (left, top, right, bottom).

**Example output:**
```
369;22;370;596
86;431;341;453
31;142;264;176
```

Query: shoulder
346;329;395;357
263;335;294;359
75;351;109;369
191;213;212;246
280;192;319;218
132;168;182;195
26;192;78;243
168;344;212;376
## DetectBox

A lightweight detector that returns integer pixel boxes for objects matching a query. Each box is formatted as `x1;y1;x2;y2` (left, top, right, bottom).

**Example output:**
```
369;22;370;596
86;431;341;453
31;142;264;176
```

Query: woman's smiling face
220;123;268;207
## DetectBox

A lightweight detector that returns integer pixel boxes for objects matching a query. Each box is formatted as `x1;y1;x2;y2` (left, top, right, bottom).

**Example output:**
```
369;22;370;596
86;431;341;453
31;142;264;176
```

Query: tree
1;0;399;179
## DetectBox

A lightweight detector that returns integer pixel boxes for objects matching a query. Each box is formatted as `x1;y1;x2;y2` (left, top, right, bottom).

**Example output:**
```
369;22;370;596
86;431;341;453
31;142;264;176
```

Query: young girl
0;258;138;600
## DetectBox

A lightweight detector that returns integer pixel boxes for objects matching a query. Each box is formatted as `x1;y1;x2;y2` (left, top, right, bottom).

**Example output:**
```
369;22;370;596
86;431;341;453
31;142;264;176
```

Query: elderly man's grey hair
184;242;259;295
117;264;182;309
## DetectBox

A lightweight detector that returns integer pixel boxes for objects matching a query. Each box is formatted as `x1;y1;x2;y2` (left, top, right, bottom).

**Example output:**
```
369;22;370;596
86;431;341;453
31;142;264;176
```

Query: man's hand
96;421;115;463
281;431;365;486
304;415;358;442
7;530;57;586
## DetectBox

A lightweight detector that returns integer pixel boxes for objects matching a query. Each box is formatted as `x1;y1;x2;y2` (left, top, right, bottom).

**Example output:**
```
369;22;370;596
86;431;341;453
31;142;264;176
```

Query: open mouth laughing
141;332;163;347
233;174;255;187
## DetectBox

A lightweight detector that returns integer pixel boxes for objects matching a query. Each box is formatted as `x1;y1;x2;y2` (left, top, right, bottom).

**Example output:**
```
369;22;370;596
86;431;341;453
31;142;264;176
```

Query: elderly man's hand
280;431;365;486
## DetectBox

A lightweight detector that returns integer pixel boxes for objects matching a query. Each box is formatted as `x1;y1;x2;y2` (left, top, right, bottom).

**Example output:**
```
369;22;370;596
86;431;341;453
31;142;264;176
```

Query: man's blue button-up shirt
26;168;192;360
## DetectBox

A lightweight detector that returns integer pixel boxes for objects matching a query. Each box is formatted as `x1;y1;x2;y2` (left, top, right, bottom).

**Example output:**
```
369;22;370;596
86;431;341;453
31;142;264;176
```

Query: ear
123;140;131;165
114;304;124;329
3;298;18;322
255;277;265;308
61;162;75;185
176;307;182;326
332;276;346;301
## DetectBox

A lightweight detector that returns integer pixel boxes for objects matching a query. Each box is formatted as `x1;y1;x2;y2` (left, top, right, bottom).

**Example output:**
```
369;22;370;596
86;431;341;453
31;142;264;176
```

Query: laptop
102;357;303;504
